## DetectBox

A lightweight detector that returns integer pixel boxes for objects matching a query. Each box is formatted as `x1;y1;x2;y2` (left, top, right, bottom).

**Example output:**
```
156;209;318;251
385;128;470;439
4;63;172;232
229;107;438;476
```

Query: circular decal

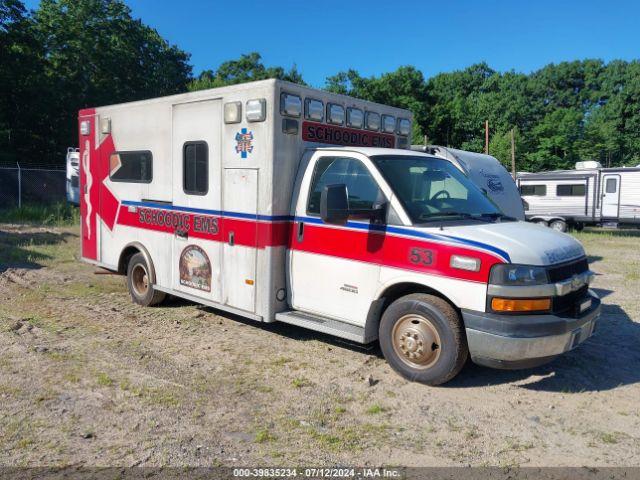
179;245;211;292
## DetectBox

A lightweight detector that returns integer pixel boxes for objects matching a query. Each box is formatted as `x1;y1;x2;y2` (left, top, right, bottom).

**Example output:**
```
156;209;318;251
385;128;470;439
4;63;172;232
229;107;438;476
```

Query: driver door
289;153;386;325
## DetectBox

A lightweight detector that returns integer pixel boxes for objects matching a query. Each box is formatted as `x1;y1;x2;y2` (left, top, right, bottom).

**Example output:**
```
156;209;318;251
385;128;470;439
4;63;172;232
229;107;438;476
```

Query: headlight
489;264;548;286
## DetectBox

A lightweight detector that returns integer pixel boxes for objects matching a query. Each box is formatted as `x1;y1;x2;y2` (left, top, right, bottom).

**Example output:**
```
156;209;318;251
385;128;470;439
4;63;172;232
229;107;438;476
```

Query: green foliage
420;60;640;170
188;52;305;91
329;59;640;170
0;0;48;163
1;0;192;165
2;0;640;172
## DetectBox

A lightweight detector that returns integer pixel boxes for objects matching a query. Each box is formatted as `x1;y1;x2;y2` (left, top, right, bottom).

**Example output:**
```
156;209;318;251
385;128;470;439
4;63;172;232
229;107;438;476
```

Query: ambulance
78;79;600;385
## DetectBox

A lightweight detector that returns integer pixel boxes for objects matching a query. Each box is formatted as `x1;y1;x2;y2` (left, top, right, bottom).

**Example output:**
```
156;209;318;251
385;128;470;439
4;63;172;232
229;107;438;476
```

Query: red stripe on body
116;205;503;282
289;223;503;283
116;205;290;248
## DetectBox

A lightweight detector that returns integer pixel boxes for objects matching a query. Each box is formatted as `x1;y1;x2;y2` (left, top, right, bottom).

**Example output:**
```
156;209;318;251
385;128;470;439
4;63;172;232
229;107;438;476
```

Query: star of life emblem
235;128;254;158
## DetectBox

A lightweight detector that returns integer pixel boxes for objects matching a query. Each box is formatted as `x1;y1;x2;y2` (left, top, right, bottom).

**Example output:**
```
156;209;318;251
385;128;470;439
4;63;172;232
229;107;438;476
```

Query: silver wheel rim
391;314;441;370
551;222;564;231
131;264;149;297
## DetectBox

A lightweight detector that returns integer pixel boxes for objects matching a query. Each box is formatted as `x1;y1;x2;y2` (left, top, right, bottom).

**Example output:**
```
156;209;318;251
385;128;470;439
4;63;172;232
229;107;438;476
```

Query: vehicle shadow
448;301;640;392
195;304;379;354
0;228;76;272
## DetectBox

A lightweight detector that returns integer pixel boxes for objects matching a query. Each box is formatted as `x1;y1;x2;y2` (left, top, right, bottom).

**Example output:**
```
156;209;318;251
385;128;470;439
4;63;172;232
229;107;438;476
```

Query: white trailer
517;161;640;231
65;147;80;205
79;79;600;385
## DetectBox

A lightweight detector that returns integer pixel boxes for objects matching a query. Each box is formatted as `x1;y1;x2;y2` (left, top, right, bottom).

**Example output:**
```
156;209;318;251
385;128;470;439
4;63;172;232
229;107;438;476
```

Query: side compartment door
222;168;258;313
288;153;385;325
601;174;620;218
171;100;223;302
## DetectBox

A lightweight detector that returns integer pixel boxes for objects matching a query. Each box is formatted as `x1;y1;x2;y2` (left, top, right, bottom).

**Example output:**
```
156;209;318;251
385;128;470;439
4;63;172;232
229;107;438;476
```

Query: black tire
549;219;567;233
379;293;468;385
574;222;585;232
126;252;165;306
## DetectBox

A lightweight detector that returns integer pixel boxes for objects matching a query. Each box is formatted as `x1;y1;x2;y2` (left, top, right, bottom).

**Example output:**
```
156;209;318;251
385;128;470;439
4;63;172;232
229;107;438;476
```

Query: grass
599;432;619;444
365;404;385;415
291;377;310;388
0;202;79;226
255;428;277;443
96;372;114;387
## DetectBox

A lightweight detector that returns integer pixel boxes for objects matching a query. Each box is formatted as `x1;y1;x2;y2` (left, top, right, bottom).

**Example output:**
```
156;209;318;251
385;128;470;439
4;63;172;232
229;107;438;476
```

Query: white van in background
66;147;80;205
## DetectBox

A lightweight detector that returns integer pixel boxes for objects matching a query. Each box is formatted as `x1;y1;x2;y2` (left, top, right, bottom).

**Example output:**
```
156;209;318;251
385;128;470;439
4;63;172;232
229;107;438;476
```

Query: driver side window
307;156;381;215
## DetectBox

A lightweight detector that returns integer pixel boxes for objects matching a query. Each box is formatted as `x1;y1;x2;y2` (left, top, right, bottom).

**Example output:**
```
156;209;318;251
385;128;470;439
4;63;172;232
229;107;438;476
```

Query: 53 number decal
409;247;435;266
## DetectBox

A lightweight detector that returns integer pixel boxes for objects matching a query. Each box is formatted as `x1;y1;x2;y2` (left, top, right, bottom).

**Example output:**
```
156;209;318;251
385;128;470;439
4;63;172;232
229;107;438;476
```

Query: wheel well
364;282;460;342
118;246;140;275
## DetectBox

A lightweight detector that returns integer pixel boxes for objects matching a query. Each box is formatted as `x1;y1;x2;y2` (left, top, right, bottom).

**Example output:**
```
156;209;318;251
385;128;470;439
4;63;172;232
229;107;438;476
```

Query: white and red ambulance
78;79;600;385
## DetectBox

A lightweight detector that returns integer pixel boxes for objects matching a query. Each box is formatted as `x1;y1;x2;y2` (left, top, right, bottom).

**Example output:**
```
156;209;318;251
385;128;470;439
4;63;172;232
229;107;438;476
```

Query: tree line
2;0;639;171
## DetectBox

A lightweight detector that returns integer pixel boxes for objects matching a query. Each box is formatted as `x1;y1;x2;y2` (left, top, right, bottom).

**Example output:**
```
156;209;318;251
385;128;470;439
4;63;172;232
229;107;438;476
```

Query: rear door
171;100;223;302
601;174;621;218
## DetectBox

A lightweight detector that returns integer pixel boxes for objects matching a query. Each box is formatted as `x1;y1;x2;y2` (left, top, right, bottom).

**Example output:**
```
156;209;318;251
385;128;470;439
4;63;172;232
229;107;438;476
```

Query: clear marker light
450;255;481;272
246;98;266;122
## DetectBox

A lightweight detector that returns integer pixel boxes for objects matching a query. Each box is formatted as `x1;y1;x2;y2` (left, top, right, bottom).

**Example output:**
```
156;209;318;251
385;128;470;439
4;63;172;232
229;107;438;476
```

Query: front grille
552;285;589;316
547;257;589;283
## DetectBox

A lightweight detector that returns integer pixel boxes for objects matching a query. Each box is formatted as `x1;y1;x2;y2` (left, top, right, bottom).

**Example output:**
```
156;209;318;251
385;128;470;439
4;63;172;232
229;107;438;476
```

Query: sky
23;0;640;87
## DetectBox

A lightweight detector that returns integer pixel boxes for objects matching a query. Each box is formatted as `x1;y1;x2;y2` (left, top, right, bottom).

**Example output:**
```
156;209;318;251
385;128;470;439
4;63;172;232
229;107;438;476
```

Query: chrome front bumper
462;290;601;369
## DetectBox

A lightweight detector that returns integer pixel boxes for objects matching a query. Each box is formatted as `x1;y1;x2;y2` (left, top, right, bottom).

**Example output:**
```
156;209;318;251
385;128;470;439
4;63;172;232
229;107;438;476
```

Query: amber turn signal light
491;297;551;312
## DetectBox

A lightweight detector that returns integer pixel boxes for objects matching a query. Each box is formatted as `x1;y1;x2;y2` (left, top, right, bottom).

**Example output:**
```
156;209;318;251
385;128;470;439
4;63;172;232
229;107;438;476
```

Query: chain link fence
0;164;68;209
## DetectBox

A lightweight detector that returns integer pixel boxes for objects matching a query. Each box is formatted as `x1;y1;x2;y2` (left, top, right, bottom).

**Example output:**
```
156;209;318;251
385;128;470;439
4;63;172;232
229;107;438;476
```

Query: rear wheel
126;252;165;306
549;219;567;232
379;294;468;385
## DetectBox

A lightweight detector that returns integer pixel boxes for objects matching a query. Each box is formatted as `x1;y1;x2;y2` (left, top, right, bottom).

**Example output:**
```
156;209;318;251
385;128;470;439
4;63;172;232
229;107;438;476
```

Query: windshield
372;155;501;224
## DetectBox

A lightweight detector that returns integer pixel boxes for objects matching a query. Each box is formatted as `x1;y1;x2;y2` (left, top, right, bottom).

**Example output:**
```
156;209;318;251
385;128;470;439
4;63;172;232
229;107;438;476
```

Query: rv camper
78;79;600;385
412;146;525;220
66;147;80;205
517;161;640;231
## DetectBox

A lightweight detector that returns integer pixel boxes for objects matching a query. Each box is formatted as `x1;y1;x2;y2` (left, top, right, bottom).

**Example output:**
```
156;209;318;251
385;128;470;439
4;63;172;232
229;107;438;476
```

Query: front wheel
126;252;166;306
379;294;468;385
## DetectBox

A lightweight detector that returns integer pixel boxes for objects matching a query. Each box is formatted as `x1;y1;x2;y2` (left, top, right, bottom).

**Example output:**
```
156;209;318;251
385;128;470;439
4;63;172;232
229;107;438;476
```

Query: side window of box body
183;141;209;195
109;151;153;183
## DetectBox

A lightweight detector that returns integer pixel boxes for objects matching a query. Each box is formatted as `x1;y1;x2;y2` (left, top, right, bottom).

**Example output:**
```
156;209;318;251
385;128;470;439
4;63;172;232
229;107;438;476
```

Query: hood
420;220;585;266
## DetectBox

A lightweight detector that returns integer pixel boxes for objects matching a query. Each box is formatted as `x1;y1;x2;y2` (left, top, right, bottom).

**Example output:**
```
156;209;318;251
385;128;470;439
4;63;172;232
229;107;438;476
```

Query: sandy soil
0;224;639;467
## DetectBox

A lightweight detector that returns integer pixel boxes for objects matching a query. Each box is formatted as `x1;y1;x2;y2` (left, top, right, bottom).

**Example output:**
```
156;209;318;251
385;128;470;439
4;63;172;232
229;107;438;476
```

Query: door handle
175;229;188;240
228;231;235;246
297;222;304;242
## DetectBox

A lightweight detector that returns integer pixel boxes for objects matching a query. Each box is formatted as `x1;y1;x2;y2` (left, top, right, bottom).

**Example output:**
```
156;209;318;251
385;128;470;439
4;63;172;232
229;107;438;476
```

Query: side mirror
320;184;349;225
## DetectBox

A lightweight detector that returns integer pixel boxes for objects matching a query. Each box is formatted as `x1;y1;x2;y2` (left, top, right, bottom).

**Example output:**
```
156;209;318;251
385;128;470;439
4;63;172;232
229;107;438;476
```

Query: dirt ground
0;223;639;468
